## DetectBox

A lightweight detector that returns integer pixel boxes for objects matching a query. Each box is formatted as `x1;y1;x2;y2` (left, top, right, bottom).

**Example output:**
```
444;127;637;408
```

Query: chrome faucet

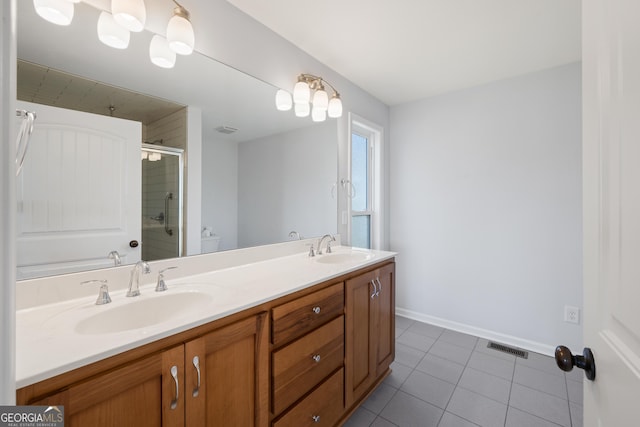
81;280;112;305
108;250;122;266
288;231;303;240
127;260;150;297
317;234;336;255
156;266;177;292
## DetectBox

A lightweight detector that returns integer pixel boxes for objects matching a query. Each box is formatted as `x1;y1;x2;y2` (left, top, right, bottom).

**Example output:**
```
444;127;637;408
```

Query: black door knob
555;345;596;381
129;240;139;248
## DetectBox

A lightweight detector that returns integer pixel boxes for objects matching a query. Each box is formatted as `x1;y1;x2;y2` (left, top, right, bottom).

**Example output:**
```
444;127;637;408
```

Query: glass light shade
328;96;343;118
293;81;310;104
275;89;292;111
97;12;130;49
294;102;310;118
112;0;146;32
312;88;329;110
312;107;327;122
167;13;195;55
149;35;176;69
33;0;74;26
148;152;162;161
141;151;148;160
67;0;81;2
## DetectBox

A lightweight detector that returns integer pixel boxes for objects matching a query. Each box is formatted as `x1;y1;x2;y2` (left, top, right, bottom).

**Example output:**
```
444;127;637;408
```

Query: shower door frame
141;143;184;259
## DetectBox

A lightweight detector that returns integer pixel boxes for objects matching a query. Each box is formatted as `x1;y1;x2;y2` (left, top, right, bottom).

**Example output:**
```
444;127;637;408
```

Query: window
349;115;383;250
351;132;372;248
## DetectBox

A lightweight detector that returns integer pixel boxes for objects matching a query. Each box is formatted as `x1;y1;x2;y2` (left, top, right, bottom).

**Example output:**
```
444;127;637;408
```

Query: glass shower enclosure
141;144;184;261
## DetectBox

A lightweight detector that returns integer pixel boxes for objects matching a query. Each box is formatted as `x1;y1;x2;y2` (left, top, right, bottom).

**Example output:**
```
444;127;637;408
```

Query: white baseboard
396;307;557;357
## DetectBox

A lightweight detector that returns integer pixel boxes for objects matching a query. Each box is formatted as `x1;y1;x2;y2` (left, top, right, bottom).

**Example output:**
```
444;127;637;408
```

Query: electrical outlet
564;305;580;324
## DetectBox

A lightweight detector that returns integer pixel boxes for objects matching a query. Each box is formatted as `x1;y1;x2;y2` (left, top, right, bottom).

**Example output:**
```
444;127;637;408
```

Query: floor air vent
487;342;529;359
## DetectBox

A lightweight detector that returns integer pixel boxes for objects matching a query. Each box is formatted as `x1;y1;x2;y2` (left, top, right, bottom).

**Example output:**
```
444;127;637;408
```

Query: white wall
238;122;337;247
390;63;582;354
201;138;239;251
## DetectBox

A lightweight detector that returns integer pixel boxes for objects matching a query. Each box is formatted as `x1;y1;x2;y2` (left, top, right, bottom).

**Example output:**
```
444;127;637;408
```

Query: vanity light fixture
149;35;177;68
33;0;76;26
111;0;146;32
97;11;130;49
276;74;343;121
166;1;195;55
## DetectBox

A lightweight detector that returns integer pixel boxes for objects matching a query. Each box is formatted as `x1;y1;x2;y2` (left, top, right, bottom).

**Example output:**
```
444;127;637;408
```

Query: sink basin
314;251;373;264
75;291;214;335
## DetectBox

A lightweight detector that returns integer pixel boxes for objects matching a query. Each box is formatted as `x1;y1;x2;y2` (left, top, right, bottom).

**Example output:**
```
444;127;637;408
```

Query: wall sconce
33;0;196;69
33;0;79;26
166;1;195;55
97;11;130;49
111;0;146;32
276;74;343;121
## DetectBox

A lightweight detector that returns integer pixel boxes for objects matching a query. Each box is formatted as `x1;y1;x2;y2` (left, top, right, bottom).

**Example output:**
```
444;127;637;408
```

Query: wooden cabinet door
373;263;395;377
345;269;376;407
184;313;269;427
30;345;185;427
345;262;395;407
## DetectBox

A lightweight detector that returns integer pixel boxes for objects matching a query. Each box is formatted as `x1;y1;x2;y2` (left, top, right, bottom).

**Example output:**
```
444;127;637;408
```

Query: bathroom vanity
15;246;395;426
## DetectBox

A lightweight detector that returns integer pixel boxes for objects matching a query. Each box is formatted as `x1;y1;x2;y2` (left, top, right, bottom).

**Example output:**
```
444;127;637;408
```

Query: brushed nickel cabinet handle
312;354;321;363
370;280;377;299
192;356;201;397
170;365;179;409
312;306;321;314
375;277;382;297
312;415;321;423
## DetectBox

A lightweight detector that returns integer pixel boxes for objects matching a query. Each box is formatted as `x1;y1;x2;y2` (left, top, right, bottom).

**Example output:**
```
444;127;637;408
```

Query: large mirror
16;2;338;280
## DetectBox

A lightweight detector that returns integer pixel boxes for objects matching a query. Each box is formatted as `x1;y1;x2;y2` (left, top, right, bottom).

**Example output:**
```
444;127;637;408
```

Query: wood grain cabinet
18;313;268;427
345;262;395;407
270;282;345;425
17;260;396;427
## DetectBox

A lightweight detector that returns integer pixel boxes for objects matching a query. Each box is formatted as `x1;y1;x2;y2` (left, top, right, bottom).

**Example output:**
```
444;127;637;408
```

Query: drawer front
272;368;344;427
272;316;344;415
272;282;344;346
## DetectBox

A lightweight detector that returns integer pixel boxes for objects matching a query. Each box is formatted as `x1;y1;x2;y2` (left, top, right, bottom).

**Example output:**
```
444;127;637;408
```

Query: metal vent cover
215;126;238;134
487;341;529;359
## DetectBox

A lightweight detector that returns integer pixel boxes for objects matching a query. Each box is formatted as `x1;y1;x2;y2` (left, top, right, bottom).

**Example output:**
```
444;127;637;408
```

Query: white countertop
16;246;395;388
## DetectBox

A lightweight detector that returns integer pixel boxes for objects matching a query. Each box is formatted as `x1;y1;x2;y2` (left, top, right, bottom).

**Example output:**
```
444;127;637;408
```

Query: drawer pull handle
312;415;321;423
375;277;382;296
170;365;179;410
370;280;377;299
192;356;201;397
312;354;321;363
312;306;321;314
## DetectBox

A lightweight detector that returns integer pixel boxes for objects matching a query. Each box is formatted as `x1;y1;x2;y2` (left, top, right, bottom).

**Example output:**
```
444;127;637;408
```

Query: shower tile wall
142;109;186;261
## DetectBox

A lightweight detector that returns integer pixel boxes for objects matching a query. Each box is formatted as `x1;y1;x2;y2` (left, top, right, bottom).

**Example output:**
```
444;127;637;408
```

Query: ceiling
226;0;582;106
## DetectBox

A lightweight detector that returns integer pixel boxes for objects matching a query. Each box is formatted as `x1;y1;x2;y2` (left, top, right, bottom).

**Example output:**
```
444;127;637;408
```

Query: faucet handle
81;280;111;305
156;266;178;292
308;244;316;257
326;240;333;254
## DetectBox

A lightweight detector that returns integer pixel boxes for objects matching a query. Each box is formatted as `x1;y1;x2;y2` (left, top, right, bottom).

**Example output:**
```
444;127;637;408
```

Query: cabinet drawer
272;315;344;415
272;367;344;427
272;282;344;346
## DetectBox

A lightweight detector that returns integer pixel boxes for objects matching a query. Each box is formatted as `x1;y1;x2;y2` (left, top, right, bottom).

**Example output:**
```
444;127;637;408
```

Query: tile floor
344;316;583;427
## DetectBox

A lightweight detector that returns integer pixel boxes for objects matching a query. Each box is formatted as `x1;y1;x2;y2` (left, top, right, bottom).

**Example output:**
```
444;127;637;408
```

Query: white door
15;101;142;279
580;0;640;424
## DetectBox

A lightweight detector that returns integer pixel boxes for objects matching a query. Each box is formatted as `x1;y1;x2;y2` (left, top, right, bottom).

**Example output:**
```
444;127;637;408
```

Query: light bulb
148;152;162;161
149;35;176;69
293;81;310;104
312;88;329;110
167;6;195;55
141;151;148;160
275;89;292;111
328;95;343;118
312;107;327;122
294;102;310;118
112;0;146;32
33;0;74;26
97;12;130;49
